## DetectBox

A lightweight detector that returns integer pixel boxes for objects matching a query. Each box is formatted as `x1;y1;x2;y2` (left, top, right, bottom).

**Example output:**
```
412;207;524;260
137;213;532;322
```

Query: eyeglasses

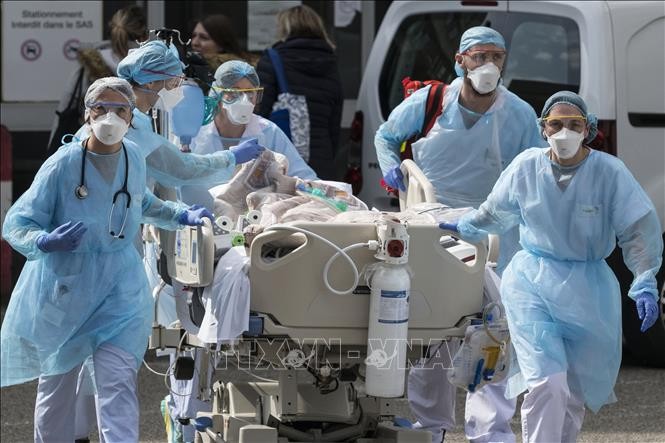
461;50;506;65
140;69;186;89
212;86;264;105
88;101;132;119
542;115;587;132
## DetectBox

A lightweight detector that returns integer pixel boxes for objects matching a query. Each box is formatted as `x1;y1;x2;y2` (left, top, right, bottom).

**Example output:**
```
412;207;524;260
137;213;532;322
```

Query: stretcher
153;160;490;443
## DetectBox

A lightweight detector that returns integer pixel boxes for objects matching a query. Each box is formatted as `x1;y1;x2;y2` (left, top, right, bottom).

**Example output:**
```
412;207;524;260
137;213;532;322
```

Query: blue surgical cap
538;91;598;143
117;40;183;85
455;26;506;77
214;60;260;88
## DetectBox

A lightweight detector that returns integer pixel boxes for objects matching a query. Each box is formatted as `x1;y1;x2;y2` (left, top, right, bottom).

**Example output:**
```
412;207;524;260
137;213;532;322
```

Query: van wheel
608;237;665;368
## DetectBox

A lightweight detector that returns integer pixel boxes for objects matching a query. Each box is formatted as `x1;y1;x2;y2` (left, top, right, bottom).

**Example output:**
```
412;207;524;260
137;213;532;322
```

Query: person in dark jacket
256;5;344;180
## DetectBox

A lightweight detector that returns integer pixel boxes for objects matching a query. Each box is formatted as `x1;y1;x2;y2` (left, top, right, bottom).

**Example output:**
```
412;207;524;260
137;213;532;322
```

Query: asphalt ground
1;350;664;442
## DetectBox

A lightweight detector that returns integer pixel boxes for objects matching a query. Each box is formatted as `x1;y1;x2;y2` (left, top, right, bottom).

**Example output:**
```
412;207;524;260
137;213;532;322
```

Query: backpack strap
420;83;446;136
266;48;289;94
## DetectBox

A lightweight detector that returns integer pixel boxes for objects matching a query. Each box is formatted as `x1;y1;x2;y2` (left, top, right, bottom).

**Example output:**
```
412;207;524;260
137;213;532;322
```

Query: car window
501;13;580;114
626;17;665;126
378;12;580;119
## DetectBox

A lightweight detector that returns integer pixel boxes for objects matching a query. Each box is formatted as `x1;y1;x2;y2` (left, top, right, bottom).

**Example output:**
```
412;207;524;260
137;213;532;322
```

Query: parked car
347;0;665;366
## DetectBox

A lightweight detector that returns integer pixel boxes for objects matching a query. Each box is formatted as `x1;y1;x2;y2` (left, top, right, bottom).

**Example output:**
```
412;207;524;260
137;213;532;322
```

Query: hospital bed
153;160;489;443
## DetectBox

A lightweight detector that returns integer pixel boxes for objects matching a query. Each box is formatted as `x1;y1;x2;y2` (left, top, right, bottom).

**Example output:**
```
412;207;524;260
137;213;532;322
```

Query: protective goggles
140;69;186;89
542;115;587;132
87;101;132;118
460;50;506;65
212;86;264;105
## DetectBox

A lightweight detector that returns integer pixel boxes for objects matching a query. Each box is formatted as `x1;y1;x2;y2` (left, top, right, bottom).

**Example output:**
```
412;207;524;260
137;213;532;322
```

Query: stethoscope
75;141;131;239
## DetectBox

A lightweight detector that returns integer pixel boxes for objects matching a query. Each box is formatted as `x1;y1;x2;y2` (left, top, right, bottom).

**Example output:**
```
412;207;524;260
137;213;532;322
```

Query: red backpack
381;77;447;195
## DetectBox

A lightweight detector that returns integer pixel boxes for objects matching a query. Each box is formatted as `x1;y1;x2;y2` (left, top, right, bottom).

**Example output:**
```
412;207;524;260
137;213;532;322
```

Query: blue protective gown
0;138;188;387
75;108;238;188
181;113;318;207
376;77;545;208
458;147;663;412
375;77;545;272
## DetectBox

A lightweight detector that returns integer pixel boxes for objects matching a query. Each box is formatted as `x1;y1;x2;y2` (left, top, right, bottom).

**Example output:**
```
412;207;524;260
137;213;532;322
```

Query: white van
347;1;665;365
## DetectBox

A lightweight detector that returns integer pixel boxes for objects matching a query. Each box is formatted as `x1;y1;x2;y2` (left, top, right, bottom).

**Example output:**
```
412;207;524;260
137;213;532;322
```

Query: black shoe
74;439;90;443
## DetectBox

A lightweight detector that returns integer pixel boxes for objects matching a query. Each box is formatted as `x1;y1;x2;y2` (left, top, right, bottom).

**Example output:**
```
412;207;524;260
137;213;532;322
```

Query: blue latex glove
439;222;459;233
383;166;406;192
178;204;214;226
635;292;659;332
36;221;87;252
230;138;264;164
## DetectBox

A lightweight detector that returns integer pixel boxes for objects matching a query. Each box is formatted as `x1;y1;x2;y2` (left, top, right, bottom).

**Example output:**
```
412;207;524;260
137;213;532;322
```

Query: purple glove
383;166;406;192
36;221;87;252
230;138;264;164
178;204;214;226
635;292;659;333
439;222;459;233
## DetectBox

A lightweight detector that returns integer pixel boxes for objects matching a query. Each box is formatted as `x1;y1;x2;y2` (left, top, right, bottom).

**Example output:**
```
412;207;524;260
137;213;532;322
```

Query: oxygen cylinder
170;81;205;151
365;262;411;397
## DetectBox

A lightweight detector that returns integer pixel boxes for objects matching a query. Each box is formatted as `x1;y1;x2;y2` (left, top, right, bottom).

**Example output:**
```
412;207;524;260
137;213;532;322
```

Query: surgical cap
116;40;183;85
214;60;260;88
84;77;136;109
539;91;598;142
455;26;506;77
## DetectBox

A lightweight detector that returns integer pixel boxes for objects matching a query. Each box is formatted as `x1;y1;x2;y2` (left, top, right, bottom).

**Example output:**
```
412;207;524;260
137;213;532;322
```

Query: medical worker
375;26;544;442
164;60;317;443
73;40;264;193
186;59;317;207
70;40;265;442
444;91;663;442
0;77;214;442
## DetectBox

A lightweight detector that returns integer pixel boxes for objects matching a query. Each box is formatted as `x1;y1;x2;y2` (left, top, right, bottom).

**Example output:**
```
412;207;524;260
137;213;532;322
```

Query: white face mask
156;86;184;111
90;112;129;146
222;94;254;125
547;127;584;159
467;63;501;94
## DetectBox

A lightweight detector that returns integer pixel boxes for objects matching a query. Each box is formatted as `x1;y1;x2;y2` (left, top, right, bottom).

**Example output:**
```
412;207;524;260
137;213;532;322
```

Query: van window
378;12;580;119
501;13;580;114
626;17;665;127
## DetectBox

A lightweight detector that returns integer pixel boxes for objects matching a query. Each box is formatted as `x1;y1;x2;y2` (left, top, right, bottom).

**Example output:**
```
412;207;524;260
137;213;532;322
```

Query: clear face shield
213;86;264;105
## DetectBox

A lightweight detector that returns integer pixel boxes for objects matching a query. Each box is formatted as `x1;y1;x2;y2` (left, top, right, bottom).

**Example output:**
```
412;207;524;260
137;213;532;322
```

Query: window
626;17;665;127
502;13;580;114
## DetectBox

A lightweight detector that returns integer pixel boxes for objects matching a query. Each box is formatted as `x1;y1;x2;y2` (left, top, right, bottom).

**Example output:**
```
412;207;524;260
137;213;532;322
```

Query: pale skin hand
542;103;590;166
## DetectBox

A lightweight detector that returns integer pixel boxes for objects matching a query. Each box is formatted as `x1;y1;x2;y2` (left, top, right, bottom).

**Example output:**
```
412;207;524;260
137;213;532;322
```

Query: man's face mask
90;112;129;146
466;62;501;94
222;93;254;125
156;86;185;112
547;127;585;159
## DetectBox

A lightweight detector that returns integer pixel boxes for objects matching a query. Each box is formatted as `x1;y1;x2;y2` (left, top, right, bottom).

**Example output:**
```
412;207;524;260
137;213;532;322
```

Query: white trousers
407;341;458;443
408;341;518;443
74;362;97;440
465;378;517;443
521;372;586;443
34;343;139;443
167;350;214;442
